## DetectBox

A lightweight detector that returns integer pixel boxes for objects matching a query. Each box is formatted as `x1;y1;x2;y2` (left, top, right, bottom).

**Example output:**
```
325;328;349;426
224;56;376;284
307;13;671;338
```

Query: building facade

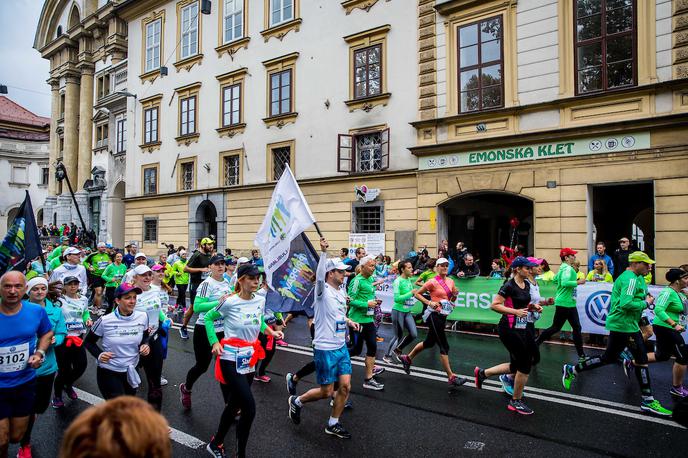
0;96;50;235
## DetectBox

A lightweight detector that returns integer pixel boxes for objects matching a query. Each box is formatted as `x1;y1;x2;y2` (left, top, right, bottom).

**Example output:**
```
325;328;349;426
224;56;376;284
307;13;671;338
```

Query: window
353;205;383;233
353;45;382;99
180;161;195;191
269;0;293;27
222;84;241;126
41;167;49;185
144;107;159;144
223;0;244;43
59;93;65;119
179;96;197;136
221;151;241;186
97;74;110;99
267;140;295;181
180;1;199;59
143;166;158;195
575;0;636;94
95;124;109;148
145;18;162;73
116;117;127;153
263;53;298;126
337;127;390;173
11;166;28;184
458;16;503;112
269;70;291;117
143;218;158;243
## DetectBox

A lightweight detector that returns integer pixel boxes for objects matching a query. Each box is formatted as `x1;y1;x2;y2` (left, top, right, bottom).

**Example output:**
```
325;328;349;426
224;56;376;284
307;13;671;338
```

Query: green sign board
418;132;650;170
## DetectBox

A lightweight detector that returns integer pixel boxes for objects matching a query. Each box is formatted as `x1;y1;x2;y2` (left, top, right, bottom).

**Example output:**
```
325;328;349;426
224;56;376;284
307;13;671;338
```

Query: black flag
0;191;44;273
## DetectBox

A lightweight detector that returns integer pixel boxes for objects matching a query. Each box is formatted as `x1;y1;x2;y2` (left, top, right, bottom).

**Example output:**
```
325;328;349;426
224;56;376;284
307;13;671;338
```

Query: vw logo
586;290;611;327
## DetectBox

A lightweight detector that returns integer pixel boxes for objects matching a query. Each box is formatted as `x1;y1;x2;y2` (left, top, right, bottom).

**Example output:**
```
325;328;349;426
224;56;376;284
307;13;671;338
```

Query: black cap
237;264;260;278
63;276;80;284
665;268;688;283
209;254;226;265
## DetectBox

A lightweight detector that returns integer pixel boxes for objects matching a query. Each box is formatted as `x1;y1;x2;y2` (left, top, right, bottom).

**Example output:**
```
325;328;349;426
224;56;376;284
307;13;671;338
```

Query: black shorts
34;373;56;414
0;379;36;420
88;272;105;288
653;324;688;364
498;323;538;375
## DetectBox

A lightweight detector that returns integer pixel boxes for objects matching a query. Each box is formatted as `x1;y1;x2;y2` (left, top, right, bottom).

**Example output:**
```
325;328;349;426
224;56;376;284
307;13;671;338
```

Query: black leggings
423;313;450;355
213;360;256;458
105;287;116;314
185;325;223;390
96;366;136;400
536;306;585;357
257;332;276;377
295;323;316;380
138;336;164;411
54;344;87;397
348;322;377;358
21;372;56;446
176;283;188;308
653;325;688;364
498;324;538;375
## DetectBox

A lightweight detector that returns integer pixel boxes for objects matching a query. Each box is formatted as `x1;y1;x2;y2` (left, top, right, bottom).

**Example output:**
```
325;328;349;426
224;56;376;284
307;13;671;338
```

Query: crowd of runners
1;235;687;458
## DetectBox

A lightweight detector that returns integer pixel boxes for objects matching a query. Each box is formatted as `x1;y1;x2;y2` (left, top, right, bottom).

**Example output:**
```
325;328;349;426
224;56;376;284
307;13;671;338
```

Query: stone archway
188;193;227;252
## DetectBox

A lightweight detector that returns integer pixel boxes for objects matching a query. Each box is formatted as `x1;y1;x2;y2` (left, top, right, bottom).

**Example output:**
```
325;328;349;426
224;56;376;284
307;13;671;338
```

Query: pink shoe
276;339;288;347
254;375;271;383
17;444;32;458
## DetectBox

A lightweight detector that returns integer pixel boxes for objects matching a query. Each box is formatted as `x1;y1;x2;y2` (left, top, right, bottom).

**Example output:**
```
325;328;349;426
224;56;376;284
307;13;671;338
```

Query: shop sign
354;185;380;202
419;132;650;170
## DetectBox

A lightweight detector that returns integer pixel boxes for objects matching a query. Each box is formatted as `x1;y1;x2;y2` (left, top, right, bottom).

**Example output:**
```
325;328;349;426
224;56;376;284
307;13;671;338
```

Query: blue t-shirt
0;300;52;388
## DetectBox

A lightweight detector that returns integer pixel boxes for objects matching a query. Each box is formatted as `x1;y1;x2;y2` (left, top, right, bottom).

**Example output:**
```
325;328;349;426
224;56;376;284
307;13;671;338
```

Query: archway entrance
438;192;534;273
37;208;44;226
189;200;218;248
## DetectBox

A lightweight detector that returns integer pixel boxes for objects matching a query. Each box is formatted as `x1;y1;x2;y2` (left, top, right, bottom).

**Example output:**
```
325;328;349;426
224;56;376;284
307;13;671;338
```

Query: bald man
0;272;53;458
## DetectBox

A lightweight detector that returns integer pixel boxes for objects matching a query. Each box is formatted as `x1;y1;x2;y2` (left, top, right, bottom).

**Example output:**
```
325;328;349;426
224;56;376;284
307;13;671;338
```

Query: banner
349;233;385;258
0;191;43;274
255;164;316;291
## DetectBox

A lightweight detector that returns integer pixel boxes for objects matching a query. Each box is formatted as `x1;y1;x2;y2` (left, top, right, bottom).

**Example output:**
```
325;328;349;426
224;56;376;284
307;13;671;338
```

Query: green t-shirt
418;270;435;284
48;245;64;262
172;260;190;285
84;252;112;276
393;276;416;313
605;270;648;333
48;256;62;272
585;271;613;283
347;274;376;324
553;262;578;308
101;263;126;288
652;287;687;329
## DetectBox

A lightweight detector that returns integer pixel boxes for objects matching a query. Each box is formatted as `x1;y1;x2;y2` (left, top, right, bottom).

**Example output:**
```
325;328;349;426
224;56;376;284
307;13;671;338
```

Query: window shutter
337;134;354;173
380;128;390;170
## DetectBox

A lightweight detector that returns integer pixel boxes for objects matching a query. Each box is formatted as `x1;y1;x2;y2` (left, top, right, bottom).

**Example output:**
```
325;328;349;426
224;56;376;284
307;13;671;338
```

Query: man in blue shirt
0;271;53;458
587;241;615;276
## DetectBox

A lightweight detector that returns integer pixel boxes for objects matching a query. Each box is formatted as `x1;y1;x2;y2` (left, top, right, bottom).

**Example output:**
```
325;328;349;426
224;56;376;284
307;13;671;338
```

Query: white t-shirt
214;294;265;369
60;294;89;336
194;276;230;332
50;264;88;295
91;309;149;372
135;285;163;333
313;253;349;351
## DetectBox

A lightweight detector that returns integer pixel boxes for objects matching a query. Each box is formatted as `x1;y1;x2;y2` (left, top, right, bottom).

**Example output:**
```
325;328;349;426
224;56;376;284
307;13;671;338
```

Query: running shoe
499;374;515;396
578;354;587;364
561;364;576;390
51;397;64;409
160;376;168;386
376;336;384;342
640;399;672;416
399;355;412;375
372;366;385;376
363;377;384;391
288;396;302;424
619;348;633;363
508;399;534;415
391;352;402;364
179;326;189;340
622;358;634;379
448;375;467;388
254;375;271;383
206;438;226;458
329;398;353;409
276;339;288;347
16;443;31;458
179;383;192;410
65;387;78;400
670;385;688;398
325;422;352;439
285;373;297;396
474;367;486;389
382;355;395;365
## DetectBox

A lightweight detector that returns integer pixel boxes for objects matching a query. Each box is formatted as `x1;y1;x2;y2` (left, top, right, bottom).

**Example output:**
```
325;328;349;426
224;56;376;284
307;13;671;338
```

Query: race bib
335;320;347;335
66;321;85;333
366;307;375;316
97;261;110;270
235;347;254;374
680;314;687;327
0;343;29;373
439;300;453;316
514;316;528;329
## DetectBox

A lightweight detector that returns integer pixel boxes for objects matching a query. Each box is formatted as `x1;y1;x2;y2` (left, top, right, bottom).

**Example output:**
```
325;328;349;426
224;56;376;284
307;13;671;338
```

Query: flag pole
313;222;324;239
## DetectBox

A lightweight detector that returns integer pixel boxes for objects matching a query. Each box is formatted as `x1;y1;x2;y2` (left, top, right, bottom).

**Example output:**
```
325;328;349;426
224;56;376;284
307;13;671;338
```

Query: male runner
180;238;214;339
83;242;112;311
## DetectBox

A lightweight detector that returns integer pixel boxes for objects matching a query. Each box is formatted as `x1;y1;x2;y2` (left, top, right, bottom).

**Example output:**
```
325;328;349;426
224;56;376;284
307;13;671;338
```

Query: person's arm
560;266;579;287
82;305;91;323
204;308;223;346
653;291;675;326
394;278;414;303
82;254;93;271
617;276;647;312
184;253;205;273
53;309;67;346
194;295;221;313
466;264;480;278
79;269;88;295
585;271;594;281
606;256;614;276
84;326;104;359
604;273;613;283
101;263;114;282
491;289;528;317
315;251;327;298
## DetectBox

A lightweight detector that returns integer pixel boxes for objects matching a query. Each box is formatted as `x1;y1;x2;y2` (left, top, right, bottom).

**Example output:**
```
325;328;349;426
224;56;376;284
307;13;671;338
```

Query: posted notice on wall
349;233;386;257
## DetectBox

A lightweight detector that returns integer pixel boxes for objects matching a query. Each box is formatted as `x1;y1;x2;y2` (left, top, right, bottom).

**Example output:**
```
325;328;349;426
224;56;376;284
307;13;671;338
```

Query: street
9;316;685;458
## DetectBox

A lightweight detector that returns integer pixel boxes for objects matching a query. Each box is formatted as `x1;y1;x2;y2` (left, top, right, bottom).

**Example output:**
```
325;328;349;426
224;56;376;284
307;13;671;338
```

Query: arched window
56;25;63;37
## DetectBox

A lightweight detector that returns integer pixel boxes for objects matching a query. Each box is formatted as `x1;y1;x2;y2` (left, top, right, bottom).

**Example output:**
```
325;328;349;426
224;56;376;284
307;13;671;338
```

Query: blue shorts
314;345;352;386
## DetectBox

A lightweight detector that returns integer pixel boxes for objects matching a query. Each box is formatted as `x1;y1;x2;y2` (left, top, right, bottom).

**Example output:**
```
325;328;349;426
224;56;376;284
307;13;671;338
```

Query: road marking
73;388;206;449
276;344;684;429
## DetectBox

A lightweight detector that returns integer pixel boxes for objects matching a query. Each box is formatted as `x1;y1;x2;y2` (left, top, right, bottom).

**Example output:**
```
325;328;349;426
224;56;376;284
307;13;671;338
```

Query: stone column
62;74;80;190
48;79;60;195
77;66;94;190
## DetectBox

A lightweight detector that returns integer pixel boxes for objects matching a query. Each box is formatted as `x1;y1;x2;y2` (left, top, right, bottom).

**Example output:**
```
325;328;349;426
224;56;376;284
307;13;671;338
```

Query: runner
122;252;148;284
101;251;126;314
347;255;385;390
0;272;53;458
132;265;169;411
84;282;151;400
561;251;672;416
52;276;91;409
49;247;87;295
151;264;172;387
180;238;214;340
645;268;688;397
474;257;541;415
287;238;357;439
179;255;229;410
535;248;587;360
383;259;418;364
203;263;284;458
82;242;112;311
399;257;468;388
171;249;189;313
16;278;66;458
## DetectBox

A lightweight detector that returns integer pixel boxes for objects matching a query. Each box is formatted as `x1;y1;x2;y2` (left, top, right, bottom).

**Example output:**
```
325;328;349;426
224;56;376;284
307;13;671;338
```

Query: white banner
349;233;386;258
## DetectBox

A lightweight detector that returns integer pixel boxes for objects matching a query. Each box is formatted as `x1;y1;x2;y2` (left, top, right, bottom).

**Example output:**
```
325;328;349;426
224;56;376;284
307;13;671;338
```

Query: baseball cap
97;242;106;248
151;264;164;271
27;277;48;292
115;282;143;298
326;258;351;272
628;251;655;264
135;252;147;259
201;237;214;246
559;248;577;258
511;256;538;268
436;257;449;265
105;243;113;248
64;247;81;256
237;264;260;278
237;257;250;264
63;276;80;284
666;268;688;283
209;254;226;264
133;264;152;275
526;257;543;265
60;236;69;242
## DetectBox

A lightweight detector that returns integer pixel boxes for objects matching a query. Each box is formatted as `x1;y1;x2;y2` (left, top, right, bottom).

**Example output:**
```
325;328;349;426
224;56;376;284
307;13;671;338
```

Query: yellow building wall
124;195;189;256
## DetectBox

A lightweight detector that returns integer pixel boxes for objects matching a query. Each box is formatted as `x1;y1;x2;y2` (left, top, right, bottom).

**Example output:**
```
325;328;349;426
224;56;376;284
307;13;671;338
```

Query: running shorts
314;345;352;386
0;379;36;420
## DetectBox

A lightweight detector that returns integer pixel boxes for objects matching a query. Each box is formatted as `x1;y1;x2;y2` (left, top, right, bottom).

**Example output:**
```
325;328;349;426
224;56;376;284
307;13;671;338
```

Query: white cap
97;242;106;248
436;257;449;265
359;255;375;266
27;277;48;292
133;264;152;275
237;257;250;264
326;258;351;272
64;247;81;256
135;252;147;259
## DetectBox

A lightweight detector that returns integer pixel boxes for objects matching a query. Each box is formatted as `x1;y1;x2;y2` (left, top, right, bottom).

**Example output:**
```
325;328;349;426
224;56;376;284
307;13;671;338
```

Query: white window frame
270;0;294;28
181;2;199;59
11;166;28;184
145;19;162;73
144;107;159;144
224;0;243;43
180;96;197;136
222;84;241;127
116;116;127;153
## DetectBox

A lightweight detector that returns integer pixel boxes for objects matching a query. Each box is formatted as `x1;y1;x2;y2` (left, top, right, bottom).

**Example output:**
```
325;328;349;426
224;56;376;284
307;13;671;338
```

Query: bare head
0;271;27;308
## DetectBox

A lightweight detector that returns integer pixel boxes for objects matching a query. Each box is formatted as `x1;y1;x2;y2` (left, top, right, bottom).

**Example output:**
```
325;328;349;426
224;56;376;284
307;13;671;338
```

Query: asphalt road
10;316;686;458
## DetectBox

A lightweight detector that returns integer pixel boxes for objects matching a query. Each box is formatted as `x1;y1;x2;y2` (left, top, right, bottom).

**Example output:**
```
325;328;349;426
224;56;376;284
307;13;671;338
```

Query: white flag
255;165;316;288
